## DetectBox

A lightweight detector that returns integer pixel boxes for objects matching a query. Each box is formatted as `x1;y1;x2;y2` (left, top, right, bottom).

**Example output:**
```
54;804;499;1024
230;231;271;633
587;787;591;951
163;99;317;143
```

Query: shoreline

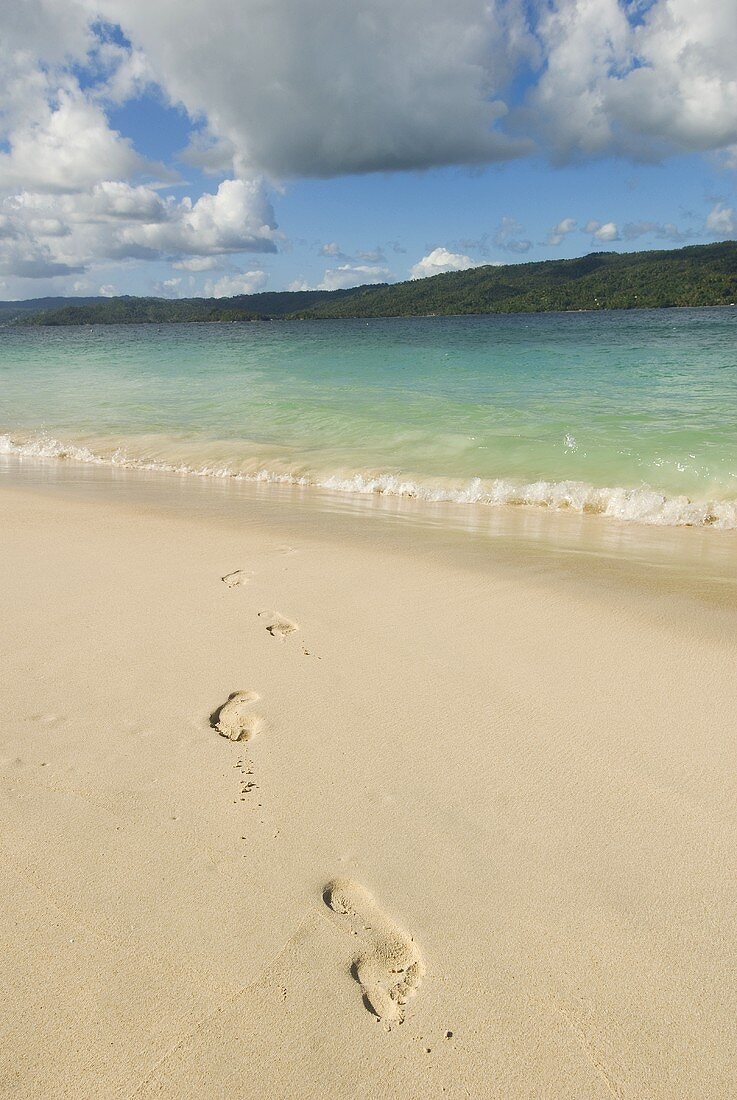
4;429;737;533
8;300;737;325
4;450;737;605
1;463;736;1096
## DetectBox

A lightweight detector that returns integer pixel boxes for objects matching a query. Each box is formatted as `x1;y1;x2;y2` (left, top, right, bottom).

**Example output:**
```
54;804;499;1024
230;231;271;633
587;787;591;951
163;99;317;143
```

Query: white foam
2;431;736;530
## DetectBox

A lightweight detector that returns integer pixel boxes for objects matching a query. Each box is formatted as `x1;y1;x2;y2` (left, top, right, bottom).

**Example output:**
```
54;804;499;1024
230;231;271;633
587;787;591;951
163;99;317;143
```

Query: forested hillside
9;242;737;325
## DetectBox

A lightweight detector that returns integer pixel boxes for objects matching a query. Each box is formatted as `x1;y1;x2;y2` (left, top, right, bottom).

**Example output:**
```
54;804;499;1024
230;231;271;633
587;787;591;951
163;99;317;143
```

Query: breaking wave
2;430;737;530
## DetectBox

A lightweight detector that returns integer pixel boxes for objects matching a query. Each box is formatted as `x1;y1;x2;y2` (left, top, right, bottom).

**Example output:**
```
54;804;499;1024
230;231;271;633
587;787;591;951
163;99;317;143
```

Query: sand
1;470;736;1099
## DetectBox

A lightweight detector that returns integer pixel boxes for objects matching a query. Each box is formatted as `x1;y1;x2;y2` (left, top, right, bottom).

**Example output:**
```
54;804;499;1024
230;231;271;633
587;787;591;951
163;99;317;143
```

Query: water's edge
3;429;736;530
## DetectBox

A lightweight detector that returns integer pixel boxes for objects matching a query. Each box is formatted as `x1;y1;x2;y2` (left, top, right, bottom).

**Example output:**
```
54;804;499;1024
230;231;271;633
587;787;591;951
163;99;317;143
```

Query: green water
2;309;736;526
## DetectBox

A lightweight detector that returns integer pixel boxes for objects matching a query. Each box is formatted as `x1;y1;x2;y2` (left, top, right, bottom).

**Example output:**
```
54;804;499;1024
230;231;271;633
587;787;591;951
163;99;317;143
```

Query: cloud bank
1;0;736;294
93;0;737;176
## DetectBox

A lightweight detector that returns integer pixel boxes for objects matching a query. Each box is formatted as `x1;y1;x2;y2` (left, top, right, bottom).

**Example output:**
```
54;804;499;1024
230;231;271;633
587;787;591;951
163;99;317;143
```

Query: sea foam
2;431;737;530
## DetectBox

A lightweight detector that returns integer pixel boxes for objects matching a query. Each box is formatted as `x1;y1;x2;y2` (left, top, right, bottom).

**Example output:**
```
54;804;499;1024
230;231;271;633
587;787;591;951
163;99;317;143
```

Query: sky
0;0;736;301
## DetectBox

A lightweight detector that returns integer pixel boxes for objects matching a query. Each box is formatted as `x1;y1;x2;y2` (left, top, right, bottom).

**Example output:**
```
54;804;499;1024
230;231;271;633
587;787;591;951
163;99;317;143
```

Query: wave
2;430;737;530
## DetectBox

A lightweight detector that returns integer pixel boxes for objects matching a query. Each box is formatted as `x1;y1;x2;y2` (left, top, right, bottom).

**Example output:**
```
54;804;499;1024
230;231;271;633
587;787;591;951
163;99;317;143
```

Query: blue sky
1;0;735;300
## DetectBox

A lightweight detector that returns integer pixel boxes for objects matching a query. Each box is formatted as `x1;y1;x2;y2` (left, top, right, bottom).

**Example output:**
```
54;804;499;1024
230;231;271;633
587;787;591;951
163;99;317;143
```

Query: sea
2;308;737;530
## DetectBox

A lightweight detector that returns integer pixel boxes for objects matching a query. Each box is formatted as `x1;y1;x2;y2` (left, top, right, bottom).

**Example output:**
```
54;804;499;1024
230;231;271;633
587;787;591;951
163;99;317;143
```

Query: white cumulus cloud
203;270;268;297
318;264;390;291
546;217;577;246
410;248;475;279
530;0;737;161
585;220;620;242
705;202;736;236
0;179;277;289
117;179;277;258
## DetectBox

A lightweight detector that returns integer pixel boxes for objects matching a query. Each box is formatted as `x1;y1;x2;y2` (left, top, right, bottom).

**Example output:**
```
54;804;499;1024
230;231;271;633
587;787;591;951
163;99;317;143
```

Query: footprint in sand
210;690;263;742
324;878;425;1025
258;610;299;641
222;570;253;588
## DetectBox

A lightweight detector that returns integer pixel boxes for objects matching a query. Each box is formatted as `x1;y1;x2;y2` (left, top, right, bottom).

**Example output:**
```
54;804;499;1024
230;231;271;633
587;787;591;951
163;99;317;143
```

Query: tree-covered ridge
9;242;737;325
9;288;355;325
292;242;737;318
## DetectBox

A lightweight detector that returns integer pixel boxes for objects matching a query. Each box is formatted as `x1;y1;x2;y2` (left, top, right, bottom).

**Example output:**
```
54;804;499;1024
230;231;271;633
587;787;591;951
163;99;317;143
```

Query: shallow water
2;309;737;527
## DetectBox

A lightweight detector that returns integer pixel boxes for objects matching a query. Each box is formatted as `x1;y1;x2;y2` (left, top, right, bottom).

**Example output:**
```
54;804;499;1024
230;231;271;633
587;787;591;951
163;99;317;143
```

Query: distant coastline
3;240;736;326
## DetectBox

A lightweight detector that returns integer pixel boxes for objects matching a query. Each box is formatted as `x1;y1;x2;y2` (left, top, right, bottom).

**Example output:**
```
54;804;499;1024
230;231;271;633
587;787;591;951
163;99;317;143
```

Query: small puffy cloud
493;216;531;253
546;217;577;246
410;247;475;279
705;202;736;236
318;263;390;291
319;241;346;258
172;255;221;272
152;276;182;297
595;222;619;242
356;247;386;263
621;221;693;243
585;220;619;242
318;242;387;267
203;269;268;297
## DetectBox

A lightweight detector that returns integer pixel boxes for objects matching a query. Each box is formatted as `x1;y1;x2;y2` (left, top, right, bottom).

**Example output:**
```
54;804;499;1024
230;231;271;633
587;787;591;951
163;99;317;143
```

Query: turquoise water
2;309;737;527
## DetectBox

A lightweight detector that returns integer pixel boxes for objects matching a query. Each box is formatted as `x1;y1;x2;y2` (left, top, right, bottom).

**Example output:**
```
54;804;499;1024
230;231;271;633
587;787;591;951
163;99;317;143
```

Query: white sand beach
1;467;736;1099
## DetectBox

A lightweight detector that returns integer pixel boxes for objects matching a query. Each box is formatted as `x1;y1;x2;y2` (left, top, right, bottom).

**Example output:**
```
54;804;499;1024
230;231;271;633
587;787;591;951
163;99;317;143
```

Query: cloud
529;0;737;161
152;276;182;297
116;179;277;257
493;216;531;253
585;220;620;242
203;269;268;297
2;0;737;297
0;90;153;196
94;0;534;177
705;202;736;236
546;217;577;246
356;247;386;263
92;0;737;177
172;255;221;272
621;220;693;243
3;0;737;200
319;241;347;259
410;247;475;279
317;263;390;291
0;179;277;285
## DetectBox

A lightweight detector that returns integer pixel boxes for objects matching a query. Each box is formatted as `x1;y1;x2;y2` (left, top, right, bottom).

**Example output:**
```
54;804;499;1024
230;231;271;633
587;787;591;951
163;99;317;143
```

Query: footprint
222;570;253;588
324;878;424;1025
210;691;263;742
258;610;299;641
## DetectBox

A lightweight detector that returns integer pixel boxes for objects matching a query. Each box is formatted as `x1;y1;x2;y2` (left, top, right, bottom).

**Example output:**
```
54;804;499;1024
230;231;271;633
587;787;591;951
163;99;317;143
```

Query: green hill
9;241;737;326
292;242;737;318
9;288;355;326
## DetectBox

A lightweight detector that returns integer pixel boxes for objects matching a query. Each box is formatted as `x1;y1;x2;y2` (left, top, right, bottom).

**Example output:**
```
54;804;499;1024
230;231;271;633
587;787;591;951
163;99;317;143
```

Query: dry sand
1;474;736;1099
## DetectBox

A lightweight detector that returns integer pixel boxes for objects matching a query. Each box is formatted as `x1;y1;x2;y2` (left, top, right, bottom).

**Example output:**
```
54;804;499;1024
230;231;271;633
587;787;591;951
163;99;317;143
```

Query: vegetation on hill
293;242;737;318
7;242;737;326
7;289;354;326
0;295;103;323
